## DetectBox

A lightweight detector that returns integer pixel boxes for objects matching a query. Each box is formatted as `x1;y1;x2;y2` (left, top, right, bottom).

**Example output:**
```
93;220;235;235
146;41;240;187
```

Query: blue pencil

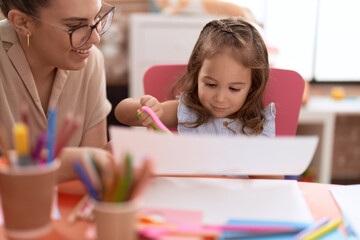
73;162;100;201
223;229;301;239
47;108;56;163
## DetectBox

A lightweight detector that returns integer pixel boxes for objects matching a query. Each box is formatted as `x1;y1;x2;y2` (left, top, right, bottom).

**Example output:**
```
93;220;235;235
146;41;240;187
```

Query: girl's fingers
139;112;154;126
142;116;154;126
140;95;154;106
146;126;154;132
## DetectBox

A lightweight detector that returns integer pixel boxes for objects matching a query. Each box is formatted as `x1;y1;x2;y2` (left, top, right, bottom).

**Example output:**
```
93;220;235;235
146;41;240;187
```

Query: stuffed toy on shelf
152;0;260;25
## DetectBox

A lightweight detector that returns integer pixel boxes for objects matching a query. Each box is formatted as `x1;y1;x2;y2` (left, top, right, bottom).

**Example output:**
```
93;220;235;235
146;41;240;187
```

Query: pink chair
143;64;305;136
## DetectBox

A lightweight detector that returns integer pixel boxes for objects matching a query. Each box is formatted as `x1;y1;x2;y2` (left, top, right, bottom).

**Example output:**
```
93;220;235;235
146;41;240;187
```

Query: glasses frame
31;2;115;48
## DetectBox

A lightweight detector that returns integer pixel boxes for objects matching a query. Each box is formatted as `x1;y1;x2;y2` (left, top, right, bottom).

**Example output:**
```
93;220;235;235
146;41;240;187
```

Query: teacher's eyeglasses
31;2;115;48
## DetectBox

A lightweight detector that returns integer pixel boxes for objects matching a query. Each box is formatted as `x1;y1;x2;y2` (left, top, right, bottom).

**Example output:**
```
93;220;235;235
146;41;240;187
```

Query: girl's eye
205;83;216;87
229;87;240;92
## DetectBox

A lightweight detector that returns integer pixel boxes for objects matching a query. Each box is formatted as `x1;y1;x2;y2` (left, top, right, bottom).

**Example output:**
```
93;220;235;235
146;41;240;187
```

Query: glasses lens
97;9;114;35
70;7;115;48
71;26;92;48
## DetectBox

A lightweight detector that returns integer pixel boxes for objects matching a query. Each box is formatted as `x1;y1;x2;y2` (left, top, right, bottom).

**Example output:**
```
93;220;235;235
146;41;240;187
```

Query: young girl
115;18;275;137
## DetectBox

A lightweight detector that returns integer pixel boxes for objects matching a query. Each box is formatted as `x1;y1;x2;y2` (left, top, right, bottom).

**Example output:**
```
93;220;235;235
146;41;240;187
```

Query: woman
0;0;114;182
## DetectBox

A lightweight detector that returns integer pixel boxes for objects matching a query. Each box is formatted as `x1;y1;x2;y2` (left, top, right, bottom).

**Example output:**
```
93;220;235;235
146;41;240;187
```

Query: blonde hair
173;18;269;135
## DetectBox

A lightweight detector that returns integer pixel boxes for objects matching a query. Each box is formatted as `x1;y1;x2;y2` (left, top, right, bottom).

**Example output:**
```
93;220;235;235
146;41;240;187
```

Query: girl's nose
214;89;226;102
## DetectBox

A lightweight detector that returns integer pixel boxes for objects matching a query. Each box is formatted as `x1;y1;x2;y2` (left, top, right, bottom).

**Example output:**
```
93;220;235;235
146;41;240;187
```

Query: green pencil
114;153;133;202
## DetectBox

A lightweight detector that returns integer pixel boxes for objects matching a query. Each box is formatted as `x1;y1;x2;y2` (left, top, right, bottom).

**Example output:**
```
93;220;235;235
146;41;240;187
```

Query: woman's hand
57;147;115;187
58;147;154;202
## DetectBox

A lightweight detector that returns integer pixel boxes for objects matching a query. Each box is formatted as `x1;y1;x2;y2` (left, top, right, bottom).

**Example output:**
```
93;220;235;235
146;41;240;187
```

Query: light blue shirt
177;100;276;137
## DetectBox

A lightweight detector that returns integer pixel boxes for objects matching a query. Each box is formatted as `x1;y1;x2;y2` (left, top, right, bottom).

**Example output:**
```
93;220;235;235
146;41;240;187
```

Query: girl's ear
8;9;36;36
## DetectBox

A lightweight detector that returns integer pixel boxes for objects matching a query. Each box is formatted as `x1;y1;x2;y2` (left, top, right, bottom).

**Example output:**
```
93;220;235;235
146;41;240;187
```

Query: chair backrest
143;64;305;136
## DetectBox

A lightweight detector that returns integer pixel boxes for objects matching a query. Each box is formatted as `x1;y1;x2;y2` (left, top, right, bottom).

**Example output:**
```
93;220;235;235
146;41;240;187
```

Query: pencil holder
0;160;60;239
93;200;139;240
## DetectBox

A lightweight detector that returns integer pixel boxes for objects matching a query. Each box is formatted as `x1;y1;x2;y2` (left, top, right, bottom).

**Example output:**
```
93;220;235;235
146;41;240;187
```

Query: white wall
314;0;360;81
227;0;360;82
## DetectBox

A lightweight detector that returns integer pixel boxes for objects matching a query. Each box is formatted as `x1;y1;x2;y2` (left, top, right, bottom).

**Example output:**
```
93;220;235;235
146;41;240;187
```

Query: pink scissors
137;106;173;135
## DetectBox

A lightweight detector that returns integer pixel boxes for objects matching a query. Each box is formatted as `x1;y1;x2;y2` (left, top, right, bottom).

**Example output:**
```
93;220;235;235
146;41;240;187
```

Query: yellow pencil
13;123;29;156
301;218;342;240
13;122;31;165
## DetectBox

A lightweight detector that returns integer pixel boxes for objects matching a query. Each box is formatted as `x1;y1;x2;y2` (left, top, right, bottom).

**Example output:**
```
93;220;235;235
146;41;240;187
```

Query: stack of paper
110;126;318;176
330;185;360;237
141;177;313;225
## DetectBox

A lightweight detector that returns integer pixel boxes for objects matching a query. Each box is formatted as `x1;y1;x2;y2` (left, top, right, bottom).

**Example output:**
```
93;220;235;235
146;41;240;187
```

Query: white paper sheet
330;185;360;237
141;177;313;224
109;126;318;176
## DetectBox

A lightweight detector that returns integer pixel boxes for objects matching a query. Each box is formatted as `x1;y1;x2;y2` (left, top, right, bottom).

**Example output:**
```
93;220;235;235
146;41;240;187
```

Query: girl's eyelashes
229;87;240;92
204;82;240;92
204;82;217;88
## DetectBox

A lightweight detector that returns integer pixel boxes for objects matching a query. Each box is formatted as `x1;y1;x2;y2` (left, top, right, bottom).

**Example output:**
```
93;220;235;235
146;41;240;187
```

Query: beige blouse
0;19;112;148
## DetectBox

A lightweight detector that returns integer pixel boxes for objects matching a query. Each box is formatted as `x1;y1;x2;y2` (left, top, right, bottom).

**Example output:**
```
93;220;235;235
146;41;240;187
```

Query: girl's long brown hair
172;18;269;135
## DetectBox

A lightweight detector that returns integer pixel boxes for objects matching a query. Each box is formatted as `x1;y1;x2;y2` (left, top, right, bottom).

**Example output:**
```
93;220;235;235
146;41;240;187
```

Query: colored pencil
67;194;89;223
140;224;301;239
81;153;103;194
13;122;31;166
223;229;301;239
54;115;81;158
73;162;100;201
128;158;153;200
0;125;10;164
205;224;299;232
293;217;329;240
301;218;342;240
54;112;72;157
32;132;47;163
20;103;30;127
114;154;133;202
47;108;56;163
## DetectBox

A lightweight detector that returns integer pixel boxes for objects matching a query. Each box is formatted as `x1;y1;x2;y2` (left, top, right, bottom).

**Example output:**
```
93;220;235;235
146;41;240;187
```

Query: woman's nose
89;28;101;45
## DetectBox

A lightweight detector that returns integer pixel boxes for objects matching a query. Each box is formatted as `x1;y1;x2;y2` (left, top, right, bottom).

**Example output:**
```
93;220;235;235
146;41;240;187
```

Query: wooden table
1;180;342;240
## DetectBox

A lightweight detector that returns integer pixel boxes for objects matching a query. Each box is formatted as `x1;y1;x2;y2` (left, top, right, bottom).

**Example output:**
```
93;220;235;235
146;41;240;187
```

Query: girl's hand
139;95;163;127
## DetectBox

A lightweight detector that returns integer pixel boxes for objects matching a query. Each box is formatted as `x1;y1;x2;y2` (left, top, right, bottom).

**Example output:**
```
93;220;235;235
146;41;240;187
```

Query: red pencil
128;158;154;201
54;112;72;157
20;103;30;127
54;115;81;158
0;125;10;165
